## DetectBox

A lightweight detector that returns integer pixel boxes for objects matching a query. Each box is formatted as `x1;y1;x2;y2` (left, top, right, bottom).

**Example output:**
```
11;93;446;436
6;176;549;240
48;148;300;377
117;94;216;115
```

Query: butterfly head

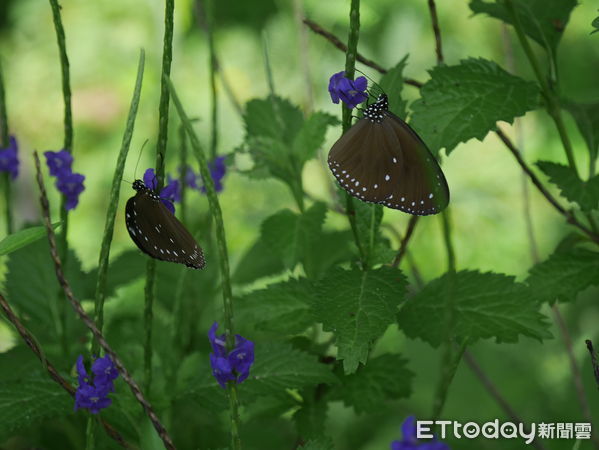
132;179;145;192
364;94;388;124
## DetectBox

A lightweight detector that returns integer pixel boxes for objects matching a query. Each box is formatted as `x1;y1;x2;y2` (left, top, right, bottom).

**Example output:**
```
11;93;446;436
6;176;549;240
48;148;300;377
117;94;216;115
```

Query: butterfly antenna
355;68;385;98
133;139;149;180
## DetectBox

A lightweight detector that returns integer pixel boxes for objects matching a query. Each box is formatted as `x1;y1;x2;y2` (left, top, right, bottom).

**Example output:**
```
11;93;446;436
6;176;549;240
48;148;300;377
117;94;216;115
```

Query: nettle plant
0;0;598;449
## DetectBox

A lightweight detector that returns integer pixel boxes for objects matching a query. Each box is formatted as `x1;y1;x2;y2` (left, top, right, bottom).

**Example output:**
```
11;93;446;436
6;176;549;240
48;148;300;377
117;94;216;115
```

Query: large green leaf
410;58;539;155
564;100;599;168
527;248;599;303
292;112;338;164
536;161;599;212
398;270;551;347
378;57;408;119
312;267;407;374
0;222;60;256
469;0;577;53
336;354;413;414
232;236;286;285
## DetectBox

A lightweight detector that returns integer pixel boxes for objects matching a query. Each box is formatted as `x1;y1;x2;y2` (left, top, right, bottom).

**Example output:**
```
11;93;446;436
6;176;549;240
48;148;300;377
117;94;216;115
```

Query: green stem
144;0;175;394
168;78;241;450
504;0;578;175
178;124;188;225
93;50;145;354
49;0;73;358
440;209;455;273
431;340;466;420
206;0;218;161
85;416;96;450
341;0;365;267
0;59;12;235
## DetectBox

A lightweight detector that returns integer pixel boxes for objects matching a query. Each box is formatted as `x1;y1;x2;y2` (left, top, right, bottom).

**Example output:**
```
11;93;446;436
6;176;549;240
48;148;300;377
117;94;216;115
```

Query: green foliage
292;112;339;165
335;354;412;414
527;247;599;303
410;58;539;155
378;57;408;119
0;222;60;256
469;0;577;53
298;437;335;450
0;373;73;440
536;161;599;211
232;236;286;285
398;271;551;347
592;13;599;34
312;267;407;374
293;387;329;440
564;100;599;167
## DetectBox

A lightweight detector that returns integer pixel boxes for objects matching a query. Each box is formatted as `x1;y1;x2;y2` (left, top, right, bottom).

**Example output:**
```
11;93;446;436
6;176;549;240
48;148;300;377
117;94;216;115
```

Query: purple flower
180;165;199;189
56;172;85;210
0;136;19;180
208;322;255;388
143;168;179;214
328;71;368;109
44;149;73;177
391;416;450;450
200;156;227;194
74;355;119;415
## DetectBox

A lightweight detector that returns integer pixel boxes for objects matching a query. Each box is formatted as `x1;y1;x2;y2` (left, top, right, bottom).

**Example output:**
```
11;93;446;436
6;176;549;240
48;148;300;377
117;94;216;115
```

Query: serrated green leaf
292;111;338;164
527;248;599;303
240;342;337;397
84;250;146;299
398;270;551;347
298;437;335;450
469;0;576;53
244;95;304;143
0;223;60;256
312;267;407;374
261;202;327;271
337;354;413;414
293;387;329;440
379;56;408;119
353;202;386;267
592;14;599;34
236;278;314;335
564;100;599;166
410;58;539;155
232;236;286;285
245;136;296;181
0;374;73;439
536;161;599;212
303;230;353;280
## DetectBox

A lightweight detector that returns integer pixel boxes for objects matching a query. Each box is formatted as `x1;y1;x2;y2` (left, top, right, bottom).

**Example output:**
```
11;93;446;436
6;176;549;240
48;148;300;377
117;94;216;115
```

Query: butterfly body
328;94;449;215
126;179;206;269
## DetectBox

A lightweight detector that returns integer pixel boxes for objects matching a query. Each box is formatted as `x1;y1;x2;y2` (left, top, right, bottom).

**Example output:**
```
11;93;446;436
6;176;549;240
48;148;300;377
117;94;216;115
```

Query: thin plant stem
144;0;175;394
168;78;241;450
85;418;96;450
93;49;145;354
431;340;466;420
392;216;419;268
33;151;175;449
178;124;188;225
585;339;599;391
293;0;314;114
0;59;13;235
49;0;73;359
0;293;131;448
427;0;443;64
205;0;218;161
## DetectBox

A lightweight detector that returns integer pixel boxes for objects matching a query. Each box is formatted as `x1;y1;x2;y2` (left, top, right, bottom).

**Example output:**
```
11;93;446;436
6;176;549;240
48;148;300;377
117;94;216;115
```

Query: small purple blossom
55;172;85;210
208;322;255;388
44;150;73;177
328;71;368;109
201;156;227;194
142;168;180;214
391;416;450;450
180;165;199;189
0;136;19;180
74;355;119;415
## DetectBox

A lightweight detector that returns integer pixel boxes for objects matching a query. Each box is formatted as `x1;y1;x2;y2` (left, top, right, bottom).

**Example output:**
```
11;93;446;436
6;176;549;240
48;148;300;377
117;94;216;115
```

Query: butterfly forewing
328;95;449;216
126;186;205;269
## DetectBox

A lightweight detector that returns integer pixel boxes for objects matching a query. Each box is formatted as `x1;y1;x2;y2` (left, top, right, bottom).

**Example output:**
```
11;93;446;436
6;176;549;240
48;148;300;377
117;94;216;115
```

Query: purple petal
401;416;418;444
143;168;157;190
160;198;175;214
353;76;368;92
0;136;19;180
209;353;234;388
44;149;73;177
208;322;227;357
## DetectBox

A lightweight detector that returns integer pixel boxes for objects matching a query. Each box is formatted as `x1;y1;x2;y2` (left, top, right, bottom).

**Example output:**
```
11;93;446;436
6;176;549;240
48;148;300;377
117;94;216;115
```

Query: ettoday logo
417;420;593;445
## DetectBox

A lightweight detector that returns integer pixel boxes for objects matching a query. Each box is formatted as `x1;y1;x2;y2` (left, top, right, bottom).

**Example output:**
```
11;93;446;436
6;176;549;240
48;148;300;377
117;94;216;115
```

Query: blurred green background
0;0;598;449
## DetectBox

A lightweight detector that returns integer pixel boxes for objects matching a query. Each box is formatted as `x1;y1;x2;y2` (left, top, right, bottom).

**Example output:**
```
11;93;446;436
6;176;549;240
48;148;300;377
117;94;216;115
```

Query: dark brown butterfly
125;179;206;269
328;94;449;215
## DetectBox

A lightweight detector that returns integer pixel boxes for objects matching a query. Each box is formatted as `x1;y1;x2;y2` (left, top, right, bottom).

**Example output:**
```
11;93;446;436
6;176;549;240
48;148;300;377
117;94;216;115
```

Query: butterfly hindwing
125;189;205;269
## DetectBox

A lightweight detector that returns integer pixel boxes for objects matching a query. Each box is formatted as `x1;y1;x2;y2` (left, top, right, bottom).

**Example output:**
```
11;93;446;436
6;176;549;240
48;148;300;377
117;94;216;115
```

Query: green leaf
410;58;539;155
244;95;304;143
0;374;73;439
236;278;314;335
261;202;327;271
292;111;338;164
564;100;599;166
592;13;599;35
0;222;60;256
353;202;387;267
298;438;335;450
232;236;286;285
84;250;146;299
240;342;337;397
398;270;551;347
469;0;576;53
536;161;599;212
527;248;599;303
293;387;329;440
244;136;296;181
378;56;408;119
312;267;407;374
303;230;353;280
336;354;413;414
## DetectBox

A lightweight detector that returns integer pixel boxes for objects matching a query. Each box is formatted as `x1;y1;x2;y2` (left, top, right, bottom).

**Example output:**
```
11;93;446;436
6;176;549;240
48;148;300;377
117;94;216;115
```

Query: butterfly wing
328;113;449;215
125;192;206;269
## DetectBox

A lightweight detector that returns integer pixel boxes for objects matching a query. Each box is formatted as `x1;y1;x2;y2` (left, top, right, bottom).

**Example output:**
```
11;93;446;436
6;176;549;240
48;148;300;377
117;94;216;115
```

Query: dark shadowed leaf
536;161;599;212
410;58;539;155
233;236;286;285
378;56;408;119
312;267;407;374
398;270;551;347
564;100;599;167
